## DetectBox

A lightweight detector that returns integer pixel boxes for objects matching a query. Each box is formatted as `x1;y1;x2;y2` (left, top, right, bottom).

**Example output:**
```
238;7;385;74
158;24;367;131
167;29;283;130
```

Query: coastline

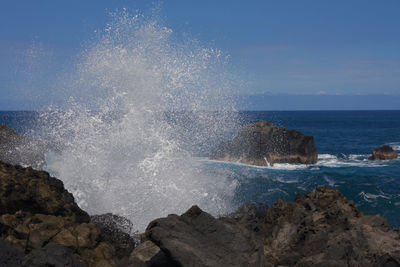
1;161;400;266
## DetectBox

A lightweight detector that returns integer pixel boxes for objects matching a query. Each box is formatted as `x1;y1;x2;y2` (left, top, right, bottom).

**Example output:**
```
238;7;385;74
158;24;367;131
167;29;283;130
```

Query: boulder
137;205;265;267
0;124;50;169
369;145;398;160
0;161;135;266
210;121;318;166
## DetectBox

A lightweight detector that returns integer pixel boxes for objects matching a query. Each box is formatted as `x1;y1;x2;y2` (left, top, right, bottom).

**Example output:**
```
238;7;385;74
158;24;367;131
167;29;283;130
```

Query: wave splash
40;10;239;231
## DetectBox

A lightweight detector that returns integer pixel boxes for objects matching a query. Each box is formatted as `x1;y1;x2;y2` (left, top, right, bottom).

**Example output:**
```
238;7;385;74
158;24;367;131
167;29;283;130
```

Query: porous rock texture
369;145;398;160
0;161;136;267
210;121;318;166
131;187;400;267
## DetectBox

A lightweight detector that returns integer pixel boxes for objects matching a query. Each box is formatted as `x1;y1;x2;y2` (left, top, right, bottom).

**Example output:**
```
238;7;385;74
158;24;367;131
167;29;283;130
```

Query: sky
1;0;399;110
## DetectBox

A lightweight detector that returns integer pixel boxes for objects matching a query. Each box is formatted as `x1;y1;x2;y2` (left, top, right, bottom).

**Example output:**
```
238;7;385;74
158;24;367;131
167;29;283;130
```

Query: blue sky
1;0;400;110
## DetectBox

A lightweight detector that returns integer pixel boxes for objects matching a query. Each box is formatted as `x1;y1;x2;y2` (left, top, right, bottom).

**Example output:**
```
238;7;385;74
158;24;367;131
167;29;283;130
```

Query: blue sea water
204;110;400;227
1;110;400;227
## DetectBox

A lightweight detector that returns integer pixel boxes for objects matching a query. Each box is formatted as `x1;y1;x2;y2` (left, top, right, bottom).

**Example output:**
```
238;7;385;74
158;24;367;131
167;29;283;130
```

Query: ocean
206;110;400;228
1;110;400;229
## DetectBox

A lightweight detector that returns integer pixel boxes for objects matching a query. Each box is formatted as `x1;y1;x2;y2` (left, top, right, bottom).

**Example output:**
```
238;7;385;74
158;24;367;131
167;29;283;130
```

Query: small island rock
369;145;398;160
210;121;318;166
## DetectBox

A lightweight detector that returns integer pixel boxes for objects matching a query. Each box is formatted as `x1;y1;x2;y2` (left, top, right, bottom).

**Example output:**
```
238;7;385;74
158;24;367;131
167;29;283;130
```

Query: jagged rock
134;187;400;267
228;202;268;232
22;244;86;267
210;121;318;166
229;202;268;220
0;124;49;169
126;240;170;267
369;145;398;160
0;160;89;222
91;213;138;259
142;205;265;267
261;186;400;267
0;241;24;267
0;161;135;266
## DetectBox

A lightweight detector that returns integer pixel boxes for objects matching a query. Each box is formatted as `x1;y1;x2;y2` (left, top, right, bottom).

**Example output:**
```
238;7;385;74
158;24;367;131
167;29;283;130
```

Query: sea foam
40;10;240;231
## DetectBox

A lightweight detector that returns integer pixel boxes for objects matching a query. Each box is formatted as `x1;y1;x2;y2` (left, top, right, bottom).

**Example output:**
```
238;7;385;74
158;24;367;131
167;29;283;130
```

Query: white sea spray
40;10;240;231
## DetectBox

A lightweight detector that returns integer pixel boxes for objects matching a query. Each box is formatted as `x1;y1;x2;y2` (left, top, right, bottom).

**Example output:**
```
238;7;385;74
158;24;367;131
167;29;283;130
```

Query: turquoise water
1;110;400;227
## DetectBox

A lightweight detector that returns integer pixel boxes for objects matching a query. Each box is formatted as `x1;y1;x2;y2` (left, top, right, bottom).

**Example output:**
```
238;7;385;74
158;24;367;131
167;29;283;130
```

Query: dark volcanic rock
0;124;49;169
0;160;89;222
261;186;400;267
0;241;24;267
126;240;171;267
136;205;265;267
2;157;400;266
91;213;138;259
369;145;398;160
133;187;400;267
0;161;136;267
210;121;318;166
22;244;86;267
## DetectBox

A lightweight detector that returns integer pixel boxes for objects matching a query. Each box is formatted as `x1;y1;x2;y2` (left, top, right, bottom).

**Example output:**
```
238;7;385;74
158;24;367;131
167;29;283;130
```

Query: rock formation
129;205;265;266
132;187;400;267
210;121;318;166
0;124;49;169
369;145;398;160
2;159;400;266
0;161;136;266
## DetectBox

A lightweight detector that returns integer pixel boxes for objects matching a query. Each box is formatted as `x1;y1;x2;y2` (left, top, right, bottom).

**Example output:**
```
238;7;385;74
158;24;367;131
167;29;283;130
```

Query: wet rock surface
210;121;318;166
91;213;139;259
369;145;398;160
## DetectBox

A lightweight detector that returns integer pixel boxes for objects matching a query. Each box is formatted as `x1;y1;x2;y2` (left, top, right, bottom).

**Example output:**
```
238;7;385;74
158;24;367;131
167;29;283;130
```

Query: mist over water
39;10;240;231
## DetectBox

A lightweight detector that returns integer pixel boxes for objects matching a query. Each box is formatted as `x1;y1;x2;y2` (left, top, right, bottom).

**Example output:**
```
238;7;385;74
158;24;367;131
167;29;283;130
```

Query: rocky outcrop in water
131;187;400;267
369;145;398;160
0;161;136;266
210;121;318;166
0;124;49;169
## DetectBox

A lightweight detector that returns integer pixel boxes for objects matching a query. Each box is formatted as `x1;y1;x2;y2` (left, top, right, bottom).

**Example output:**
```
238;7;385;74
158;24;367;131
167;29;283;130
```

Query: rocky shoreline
1;160;400;266
1;124;400;266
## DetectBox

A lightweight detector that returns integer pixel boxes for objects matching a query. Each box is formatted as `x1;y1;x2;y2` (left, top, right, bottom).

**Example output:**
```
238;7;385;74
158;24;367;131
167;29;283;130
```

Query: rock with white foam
369;145;398;161
210;121;318;166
